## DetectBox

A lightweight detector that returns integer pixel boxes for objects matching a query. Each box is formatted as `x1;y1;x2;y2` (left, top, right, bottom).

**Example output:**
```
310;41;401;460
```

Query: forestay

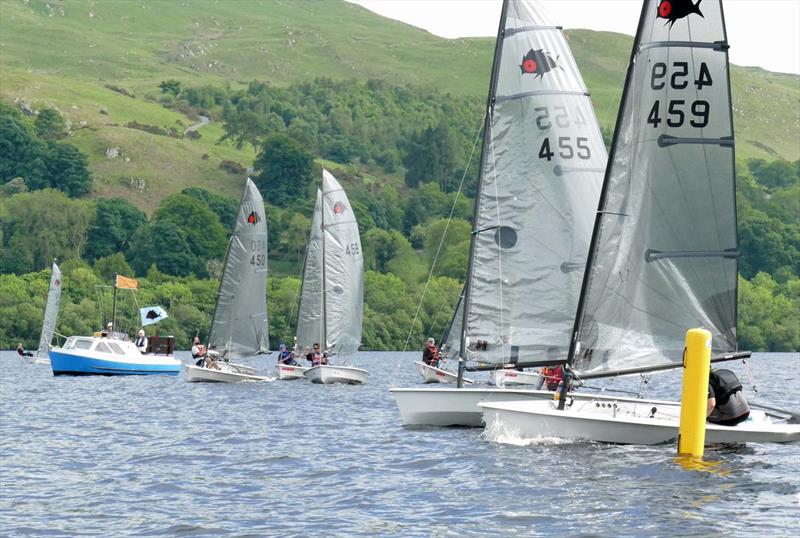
36;261;62;358
320;170;363;356
460;0;606;365
296;191;325;353
571;0;738;375
208;178;270;358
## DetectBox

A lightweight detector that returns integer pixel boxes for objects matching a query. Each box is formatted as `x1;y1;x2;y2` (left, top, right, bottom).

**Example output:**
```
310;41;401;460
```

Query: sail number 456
647;61;713;129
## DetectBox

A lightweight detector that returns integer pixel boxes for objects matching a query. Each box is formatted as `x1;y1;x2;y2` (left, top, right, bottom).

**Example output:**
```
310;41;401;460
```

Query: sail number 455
538;136;591;161
647;61;713;129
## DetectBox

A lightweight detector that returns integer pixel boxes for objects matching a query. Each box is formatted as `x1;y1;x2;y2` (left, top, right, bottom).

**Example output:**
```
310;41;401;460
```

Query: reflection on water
0;351;797;536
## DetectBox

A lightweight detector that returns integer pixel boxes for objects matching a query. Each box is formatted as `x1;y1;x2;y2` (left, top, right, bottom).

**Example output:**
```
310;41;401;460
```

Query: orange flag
115;274;138;290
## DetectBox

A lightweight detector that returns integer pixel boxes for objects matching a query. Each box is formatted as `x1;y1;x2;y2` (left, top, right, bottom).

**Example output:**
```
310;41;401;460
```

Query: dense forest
1;75;798;352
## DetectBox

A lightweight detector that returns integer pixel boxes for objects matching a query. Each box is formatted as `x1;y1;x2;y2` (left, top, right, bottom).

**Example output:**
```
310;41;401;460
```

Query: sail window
494;226;518;249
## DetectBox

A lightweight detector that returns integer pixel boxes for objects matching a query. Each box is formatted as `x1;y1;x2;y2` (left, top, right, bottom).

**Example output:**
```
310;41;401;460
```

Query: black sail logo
657;0;703;27
520;49;560;79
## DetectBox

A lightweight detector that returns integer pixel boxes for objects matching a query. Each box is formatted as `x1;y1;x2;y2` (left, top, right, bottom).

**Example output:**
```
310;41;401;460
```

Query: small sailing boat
481;0;799;444
185;178;272;383
294;169;367;385
49;274;181;375
25;261;62;365
392;0;606;423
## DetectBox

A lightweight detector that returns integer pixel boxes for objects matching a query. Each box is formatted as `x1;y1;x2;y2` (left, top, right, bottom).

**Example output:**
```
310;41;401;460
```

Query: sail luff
36;261;62;358
295;190;324;353
566;0;651;370
459;0;510;362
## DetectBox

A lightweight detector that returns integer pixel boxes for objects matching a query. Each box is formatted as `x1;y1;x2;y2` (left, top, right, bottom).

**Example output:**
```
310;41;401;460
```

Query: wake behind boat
185;178;272;384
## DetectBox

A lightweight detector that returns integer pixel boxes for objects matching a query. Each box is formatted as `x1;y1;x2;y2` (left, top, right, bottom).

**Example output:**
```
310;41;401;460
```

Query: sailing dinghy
295;169;367;385
185;178;272;383
26;261;62;365
392;0;606;422
481;0;799;445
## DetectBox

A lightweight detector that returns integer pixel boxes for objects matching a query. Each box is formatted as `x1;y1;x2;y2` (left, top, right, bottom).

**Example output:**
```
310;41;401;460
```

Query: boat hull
304;365;368;385
184;363;271;383
489;369;541;387
414;361;474;384
480;400;800;445
49;349;181;376
276;364;309;380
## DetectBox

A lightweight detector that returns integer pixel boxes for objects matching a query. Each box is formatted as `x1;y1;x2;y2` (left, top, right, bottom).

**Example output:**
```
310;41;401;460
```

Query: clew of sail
208;178;269;358
296;190;325;354
320;169;363;356
571;0;738;376
36;261;62;358
461;0;606;365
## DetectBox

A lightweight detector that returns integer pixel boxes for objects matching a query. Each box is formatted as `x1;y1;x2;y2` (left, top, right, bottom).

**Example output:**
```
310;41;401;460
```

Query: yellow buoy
677;328;712;457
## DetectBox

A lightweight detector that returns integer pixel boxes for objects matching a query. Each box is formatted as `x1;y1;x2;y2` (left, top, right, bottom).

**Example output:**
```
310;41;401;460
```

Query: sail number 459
647;61;713;129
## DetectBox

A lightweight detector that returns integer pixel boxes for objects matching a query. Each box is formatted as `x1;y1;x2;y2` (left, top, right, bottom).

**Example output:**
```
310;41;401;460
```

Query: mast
111;272;118;330
557;0;651;408
457;0;510;388
321;181;328;353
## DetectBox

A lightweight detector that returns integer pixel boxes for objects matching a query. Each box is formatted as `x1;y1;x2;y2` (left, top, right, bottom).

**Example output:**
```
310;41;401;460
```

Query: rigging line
392;111;486;386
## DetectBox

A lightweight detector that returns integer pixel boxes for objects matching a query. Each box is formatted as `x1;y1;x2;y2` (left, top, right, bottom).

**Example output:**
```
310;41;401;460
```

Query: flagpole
111;273;118;331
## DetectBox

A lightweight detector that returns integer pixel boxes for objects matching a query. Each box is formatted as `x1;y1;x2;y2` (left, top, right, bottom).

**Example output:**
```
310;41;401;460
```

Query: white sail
571;0;738;375
320;169;363;356
460;0;606;365
36;261;62;359
208;178;269;358
295;190;325;353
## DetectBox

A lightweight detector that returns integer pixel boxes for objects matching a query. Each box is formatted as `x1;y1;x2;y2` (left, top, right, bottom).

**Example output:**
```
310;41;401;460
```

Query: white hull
304;365;368;385
489;369;541;387
480;400;800;445
390;387;684;427
414;361;474;384
184;362;271;383
276;364;310;380
24;355;51;366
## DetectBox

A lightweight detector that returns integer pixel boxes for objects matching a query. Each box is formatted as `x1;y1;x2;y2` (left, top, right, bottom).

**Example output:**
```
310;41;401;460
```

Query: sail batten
208;179;269;358
570;0;738;376
456;0;606;366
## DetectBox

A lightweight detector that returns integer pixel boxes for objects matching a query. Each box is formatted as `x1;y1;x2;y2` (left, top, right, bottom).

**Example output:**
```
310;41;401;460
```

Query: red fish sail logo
247;211;259;225
657;0;703;27
520;49;560;79
333;201;347;215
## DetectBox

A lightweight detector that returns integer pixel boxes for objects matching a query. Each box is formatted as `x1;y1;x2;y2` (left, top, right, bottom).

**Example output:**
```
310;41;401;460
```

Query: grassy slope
1;0;797;213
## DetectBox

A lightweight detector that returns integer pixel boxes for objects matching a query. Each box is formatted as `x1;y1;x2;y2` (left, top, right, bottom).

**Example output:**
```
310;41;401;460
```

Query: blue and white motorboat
49;335;181;376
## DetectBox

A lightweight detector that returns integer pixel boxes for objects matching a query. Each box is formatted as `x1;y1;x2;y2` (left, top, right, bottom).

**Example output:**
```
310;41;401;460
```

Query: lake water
1;351;798;536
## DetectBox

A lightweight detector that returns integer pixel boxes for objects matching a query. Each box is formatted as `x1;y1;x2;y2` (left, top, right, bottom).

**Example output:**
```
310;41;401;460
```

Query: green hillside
1;0;798;213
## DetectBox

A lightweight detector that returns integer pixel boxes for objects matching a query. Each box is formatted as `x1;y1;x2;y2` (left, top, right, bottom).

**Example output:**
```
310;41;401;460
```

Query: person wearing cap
277;343;297;365
422;337;441;368
101;322;113;337
135;329;148;353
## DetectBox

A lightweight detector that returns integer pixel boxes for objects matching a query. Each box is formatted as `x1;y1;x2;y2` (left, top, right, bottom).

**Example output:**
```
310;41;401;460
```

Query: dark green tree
45;142;92;196
127;220;197;277
159;79;182;96
0;107;48;188
85;198;147;260
253;134;314;206
34;108;67;141
181;187;239;231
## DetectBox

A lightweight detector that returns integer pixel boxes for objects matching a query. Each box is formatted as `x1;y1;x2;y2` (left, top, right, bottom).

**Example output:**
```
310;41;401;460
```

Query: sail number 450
538;136;591;161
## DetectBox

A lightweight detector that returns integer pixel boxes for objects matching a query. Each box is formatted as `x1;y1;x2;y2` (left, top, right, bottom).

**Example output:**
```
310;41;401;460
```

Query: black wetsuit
708;369;750;426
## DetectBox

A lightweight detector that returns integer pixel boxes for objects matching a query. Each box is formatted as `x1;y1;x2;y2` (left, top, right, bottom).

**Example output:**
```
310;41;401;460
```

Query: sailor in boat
707;369;751;426
422;337;441;368
277;343;297;365
203;349;222;370
306;343;328;367
135;330;148;354
535;347;564;391
191;336;207;365
16;343;33;358
101;322;113;337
